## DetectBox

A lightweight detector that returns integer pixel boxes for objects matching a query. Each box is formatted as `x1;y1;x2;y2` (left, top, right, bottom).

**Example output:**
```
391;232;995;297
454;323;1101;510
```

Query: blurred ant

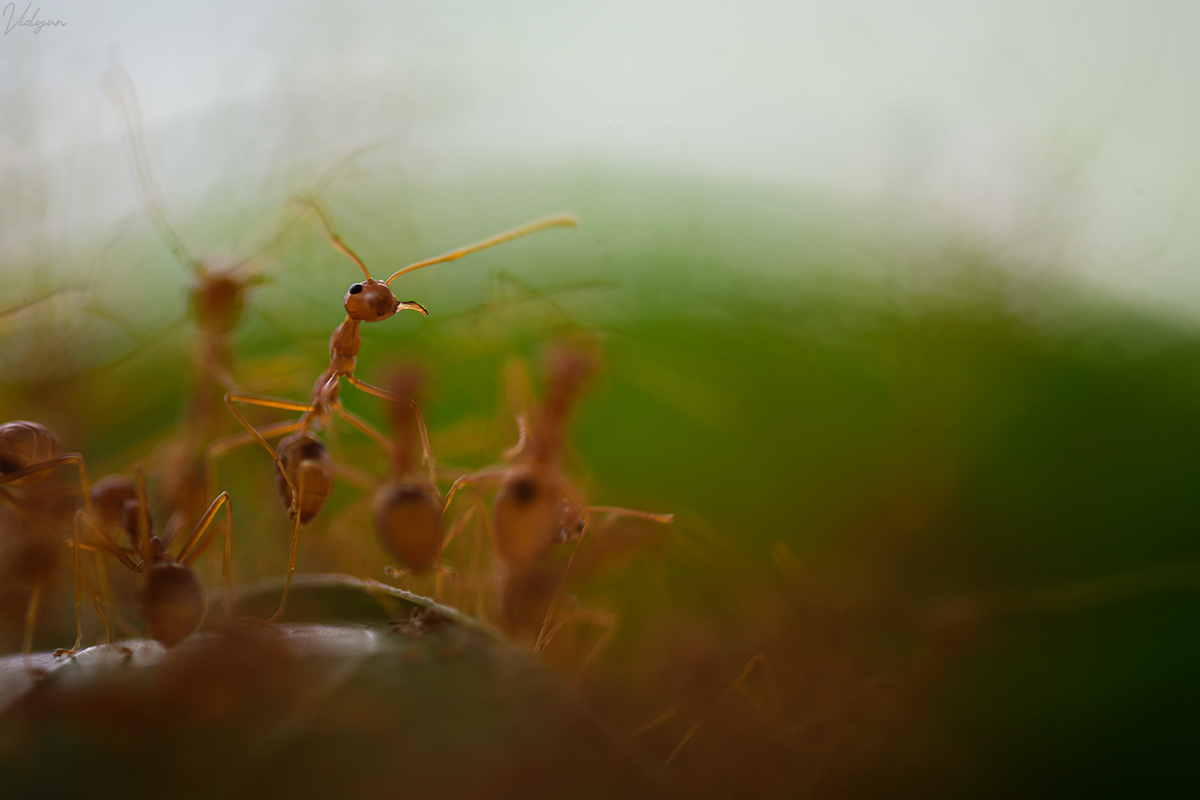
70;469;233;649
371;366;445;589
105;66;299;524
442;342;673;671
210;196;577;621
0;421;96;662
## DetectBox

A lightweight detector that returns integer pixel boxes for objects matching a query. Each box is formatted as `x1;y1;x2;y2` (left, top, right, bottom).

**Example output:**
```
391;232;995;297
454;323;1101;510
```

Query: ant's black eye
349;284;364;295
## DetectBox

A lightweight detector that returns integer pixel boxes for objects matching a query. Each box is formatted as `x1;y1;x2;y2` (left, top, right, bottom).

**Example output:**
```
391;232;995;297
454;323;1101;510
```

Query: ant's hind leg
221;393;311;504
637;652;780;768
205;418;304;501
176;492;234;616
535;597;618;683
21;582;44;674
268;479;305;624
343;377;437;485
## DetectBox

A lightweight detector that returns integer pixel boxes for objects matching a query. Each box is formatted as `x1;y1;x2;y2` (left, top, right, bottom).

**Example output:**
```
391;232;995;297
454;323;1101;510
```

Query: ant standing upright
442;341;673;674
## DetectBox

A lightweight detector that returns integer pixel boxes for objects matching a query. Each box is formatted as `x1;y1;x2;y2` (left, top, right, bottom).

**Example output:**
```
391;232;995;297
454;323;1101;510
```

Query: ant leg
343;376;436;484
205;418;304;501
434;505;480;601
657;652;779;767
440;504;477;553
538;600;619;682
56;513;86;658
331;401;396;463
53;512;116;658
76;511;142;572
442;470;506;515
222;393;312;508
89;550;138;638
22;582;43;675
585;506;675;525
474;493;501;621
78;561;113;647
161;510;186;550
132;468;152;568
176;492;234;615
534;523;591;654
533;506;673;654
268;478;305;623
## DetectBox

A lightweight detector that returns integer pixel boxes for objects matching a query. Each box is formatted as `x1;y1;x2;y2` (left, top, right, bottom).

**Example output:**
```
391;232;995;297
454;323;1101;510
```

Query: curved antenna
103;65;200;275
385;214;579;286
292;194;373;280
234;146;389;273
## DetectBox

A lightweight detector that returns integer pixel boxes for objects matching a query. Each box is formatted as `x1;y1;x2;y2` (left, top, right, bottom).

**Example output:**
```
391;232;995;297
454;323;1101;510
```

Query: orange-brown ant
70;469;233;649
209;196;577;621
442;343;673;669
0;422;97;662
372;367;444;584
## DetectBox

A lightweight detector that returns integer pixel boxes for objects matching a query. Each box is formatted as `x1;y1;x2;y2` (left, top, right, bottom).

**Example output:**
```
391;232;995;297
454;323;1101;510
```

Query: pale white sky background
2;1;1199;317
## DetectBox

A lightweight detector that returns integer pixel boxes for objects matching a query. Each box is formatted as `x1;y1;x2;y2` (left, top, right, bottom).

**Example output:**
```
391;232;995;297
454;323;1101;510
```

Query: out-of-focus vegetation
2;166;1199;798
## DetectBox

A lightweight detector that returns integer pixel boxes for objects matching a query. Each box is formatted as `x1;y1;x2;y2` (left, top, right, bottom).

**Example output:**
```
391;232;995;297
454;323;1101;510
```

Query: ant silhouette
442;342;673;672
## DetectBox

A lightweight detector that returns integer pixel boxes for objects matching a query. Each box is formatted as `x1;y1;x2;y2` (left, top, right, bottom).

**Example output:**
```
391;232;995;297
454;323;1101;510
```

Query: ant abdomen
275;432;335;523
0;422;62;486
493;466;582;570
139;561;204;647
372;481;442;574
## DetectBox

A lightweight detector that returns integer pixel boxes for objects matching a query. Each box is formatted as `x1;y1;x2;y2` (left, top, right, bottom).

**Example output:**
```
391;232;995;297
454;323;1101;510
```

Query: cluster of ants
0;72;672;674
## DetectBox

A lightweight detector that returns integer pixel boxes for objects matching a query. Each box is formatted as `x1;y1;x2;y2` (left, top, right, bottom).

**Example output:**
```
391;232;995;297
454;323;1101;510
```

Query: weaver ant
70;469;233;649
443;342;673;672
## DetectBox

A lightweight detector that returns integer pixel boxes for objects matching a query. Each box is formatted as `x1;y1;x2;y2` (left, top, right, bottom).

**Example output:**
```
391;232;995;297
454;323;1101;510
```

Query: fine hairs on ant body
443;342;673;673
209;196;578;621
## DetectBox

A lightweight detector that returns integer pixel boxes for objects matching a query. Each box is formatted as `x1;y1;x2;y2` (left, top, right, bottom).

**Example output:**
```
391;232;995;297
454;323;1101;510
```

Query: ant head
188;270;249;335
344;278;428;322
344;278;400;322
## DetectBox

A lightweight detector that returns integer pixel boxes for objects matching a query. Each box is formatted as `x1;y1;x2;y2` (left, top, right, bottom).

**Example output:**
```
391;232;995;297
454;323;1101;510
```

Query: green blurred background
3;2;1200;797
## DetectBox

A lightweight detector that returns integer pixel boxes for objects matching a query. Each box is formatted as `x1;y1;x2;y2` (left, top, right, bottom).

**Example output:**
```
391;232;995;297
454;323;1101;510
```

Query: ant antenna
384;215;579;285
